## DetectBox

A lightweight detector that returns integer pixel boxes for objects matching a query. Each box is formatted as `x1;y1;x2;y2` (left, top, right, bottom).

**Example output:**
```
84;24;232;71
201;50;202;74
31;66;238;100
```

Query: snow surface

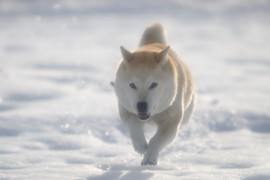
0;0;270;179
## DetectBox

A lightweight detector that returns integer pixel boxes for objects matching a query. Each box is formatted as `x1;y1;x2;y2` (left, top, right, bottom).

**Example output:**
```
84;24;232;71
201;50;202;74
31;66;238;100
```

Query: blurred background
1;0;269;124
0;0;270;179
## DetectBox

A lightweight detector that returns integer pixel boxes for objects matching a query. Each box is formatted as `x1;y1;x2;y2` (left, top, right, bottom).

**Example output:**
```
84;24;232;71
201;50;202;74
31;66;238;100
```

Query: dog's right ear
120;46;134;62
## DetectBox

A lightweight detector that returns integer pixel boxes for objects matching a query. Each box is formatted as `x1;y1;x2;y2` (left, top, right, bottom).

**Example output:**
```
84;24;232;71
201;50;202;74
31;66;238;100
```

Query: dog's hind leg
181;95;195;125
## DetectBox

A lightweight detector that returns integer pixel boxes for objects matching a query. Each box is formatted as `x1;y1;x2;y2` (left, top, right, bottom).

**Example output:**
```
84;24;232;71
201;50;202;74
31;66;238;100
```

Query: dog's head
114;46;177;120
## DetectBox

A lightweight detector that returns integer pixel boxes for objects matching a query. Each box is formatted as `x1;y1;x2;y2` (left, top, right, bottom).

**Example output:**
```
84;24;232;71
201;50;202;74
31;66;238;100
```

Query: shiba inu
112;23;196;165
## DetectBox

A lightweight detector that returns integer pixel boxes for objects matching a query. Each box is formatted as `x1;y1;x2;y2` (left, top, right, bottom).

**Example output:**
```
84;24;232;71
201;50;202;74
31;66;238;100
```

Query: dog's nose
137;101;148;112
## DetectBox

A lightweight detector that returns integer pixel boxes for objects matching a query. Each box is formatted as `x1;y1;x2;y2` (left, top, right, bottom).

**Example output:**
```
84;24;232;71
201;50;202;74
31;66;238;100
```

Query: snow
0;0;270;179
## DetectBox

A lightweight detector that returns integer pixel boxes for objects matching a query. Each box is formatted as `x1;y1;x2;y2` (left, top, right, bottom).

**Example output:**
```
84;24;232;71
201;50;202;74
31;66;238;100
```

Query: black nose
137;101;148;112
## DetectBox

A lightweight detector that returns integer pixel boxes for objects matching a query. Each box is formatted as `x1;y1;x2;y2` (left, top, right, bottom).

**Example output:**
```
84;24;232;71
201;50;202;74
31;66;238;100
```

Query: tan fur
113;23;196;165
139;23;167;46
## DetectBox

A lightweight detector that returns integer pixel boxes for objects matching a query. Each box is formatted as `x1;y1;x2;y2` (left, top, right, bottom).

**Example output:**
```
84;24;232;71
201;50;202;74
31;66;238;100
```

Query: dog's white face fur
114;46;177;120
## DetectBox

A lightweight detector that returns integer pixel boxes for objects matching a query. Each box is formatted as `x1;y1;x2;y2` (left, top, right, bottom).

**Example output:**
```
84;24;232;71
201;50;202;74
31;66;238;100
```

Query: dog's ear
120;46;134;62
156;46;170;65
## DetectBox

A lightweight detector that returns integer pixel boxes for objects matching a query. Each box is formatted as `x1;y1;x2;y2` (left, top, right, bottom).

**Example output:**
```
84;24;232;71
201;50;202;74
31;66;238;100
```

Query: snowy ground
0;0;270;179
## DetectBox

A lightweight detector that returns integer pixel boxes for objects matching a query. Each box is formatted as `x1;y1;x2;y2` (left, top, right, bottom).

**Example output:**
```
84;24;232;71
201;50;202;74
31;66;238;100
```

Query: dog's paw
132;139;147;155
141;151;158;166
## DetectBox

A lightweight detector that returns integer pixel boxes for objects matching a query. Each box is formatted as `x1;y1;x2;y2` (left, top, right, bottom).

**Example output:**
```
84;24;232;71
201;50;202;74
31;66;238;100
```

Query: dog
112;23;196;165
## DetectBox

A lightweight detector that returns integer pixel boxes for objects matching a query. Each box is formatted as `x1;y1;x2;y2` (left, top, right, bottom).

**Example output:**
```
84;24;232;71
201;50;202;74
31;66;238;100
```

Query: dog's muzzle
137;101;150;120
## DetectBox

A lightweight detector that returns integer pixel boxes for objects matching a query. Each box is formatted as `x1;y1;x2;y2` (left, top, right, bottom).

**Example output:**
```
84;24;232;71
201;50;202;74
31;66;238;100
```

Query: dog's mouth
138;112;150;120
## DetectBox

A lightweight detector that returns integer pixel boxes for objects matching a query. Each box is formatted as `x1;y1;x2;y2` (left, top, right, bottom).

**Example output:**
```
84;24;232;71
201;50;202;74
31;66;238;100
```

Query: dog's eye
129;83;137;90
149;82;158;89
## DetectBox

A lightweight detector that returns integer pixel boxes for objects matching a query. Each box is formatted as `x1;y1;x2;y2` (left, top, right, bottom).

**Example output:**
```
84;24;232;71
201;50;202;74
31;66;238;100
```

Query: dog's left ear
120;46;134;62
156;46;170;65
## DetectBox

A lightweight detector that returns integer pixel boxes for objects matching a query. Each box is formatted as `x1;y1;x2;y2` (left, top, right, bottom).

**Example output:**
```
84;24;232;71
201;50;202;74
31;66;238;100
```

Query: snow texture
0;0;270;179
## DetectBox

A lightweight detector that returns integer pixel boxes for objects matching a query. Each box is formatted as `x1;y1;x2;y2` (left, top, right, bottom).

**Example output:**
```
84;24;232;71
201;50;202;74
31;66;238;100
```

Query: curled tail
139;23;167;46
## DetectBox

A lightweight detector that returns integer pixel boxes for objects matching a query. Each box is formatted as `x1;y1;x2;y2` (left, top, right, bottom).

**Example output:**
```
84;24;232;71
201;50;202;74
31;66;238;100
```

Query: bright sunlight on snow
0;0;270;179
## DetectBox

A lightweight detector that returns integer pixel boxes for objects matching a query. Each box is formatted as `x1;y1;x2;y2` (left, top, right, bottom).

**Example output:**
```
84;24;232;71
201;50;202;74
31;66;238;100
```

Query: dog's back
139;23;167;46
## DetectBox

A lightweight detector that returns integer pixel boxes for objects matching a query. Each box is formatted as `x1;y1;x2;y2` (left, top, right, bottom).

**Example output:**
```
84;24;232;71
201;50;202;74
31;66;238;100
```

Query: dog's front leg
128;118;148;155
119;106;148;155
141;116;181;165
